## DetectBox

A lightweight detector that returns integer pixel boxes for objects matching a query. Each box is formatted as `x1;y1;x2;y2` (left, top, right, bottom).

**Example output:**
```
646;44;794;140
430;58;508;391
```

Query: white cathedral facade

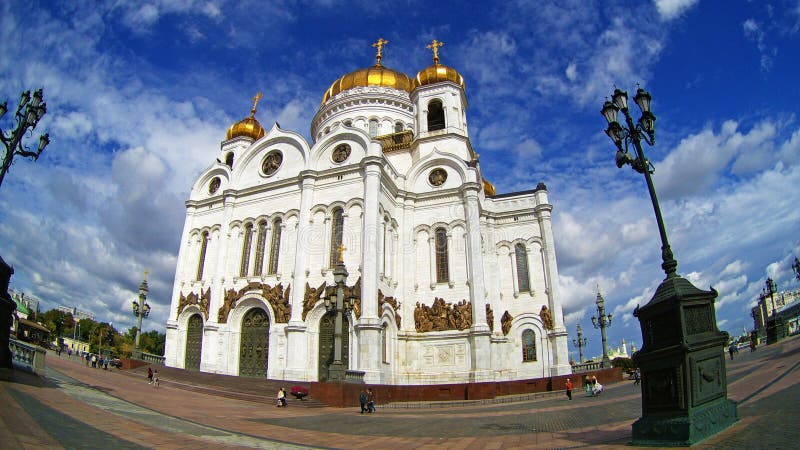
164;41;571;384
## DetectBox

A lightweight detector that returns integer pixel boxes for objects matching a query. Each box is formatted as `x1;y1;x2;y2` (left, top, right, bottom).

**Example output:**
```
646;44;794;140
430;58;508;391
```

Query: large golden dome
322;64;412;105
413;63;465;90
226;93;266;141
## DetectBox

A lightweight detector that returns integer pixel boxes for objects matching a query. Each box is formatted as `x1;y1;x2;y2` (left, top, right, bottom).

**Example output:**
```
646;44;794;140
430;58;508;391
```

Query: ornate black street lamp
601;87;737;445
323;246;356;382
0;89;50;188
572;324;588;363
763;277;777;315
792;257;800;282
131;272;151;354
591;291;612;366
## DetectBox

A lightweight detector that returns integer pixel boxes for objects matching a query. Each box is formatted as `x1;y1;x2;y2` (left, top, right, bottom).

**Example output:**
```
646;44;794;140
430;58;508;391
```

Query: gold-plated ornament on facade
427;39;444;64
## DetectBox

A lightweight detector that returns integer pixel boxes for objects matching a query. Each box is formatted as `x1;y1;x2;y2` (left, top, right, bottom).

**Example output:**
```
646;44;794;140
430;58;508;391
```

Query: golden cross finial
249;92;263;118
427;39;444;64
372;38;389;66
337;244;347;262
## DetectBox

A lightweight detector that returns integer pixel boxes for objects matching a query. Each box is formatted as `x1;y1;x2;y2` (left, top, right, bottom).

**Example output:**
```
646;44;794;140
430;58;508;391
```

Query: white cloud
655;0;699;21
565;62;578;81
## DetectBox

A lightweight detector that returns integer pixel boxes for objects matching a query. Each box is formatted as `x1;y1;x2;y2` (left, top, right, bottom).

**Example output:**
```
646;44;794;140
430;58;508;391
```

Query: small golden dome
413;63;465;90
482;178;496;196
322;64;413;105
226;92;266;141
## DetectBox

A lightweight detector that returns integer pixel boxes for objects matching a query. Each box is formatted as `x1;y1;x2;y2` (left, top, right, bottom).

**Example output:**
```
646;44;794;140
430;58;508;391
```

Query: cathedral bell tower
411;40;468;139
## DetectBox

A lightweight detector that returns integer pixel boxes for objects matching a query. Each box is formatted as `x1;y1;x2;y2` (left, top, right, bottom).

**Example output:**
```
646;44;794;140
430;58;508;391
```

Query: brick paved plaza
1;335;798;449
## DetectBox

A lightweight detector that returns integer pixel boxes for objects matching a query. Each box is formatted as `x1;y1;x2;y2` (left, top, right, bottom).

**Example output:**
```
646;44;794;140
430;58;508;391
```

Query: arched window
268;219;282;275
522;329;537;362
369;119;379;137
253;221;268;276
435;227;449;283
515;243;530;292
394;121;403;133
225;152;234;168
196;231;209;281
239;223;253;277
427;100;445;131
329;208;345;266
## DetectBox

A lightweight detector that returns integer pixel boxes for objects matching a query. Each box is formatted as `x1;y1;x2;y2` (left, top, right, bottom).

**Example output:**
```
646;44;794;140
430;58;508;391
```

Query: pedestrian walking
366;388;376;413
147;367;153;384
277;388;287;407
565;378;573;400
359;389;368;413
152;370;159;388
728;343;736;360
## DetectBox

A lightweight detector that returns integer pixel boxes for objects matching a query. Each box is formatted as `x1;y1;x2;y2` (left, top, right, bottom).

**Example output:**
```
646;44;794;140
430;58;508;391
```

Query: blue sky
1;0;799;360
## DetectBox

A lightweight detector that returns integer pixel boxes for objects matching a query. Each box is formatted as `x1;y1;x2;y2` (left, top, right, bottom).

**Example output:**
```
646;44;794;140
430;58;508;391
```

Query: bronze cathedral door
239;308;270;378
318;312;349;381
184;314;203;371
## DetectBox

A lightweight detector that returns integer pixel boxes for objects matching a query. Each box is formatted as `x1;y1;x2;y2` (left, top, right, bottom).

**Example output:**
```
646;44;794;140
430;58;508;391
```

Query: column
321;216;331;273
377;216;386;279
428;236;436;289
285;174;314;380
508;251;519;298
358;157;383;383
446;231;455;288
463;185;491;381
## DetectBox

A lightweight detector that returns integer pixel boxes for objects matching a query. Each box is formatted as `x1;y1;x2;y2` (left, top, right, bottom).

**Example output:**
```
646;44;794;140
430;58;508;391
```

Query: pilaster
358;156;382;382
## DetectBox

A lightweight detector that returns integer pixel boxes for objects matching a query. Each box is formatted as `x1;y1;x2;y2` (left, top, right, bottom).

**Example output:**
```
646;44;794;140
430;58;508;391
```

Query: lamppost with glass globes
0;89;50;188
601;87;737;445
591;290;612;367
131;271;151;354
572;324;588;364
323;246;357;382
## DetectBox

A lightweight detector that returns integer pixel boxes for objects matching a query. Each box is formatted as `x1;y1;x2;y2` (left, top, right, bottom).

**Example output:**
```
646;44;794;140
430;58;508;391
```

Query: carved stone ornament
177;287;211;321
303;281;327;320
486;304;494;333
261;150;283;176
501;311;513;336
217;282;291;324
428;168;447;187
331;143;351;163
540;305;553;330
414;297;472;332
378;289;401;328
208;177;221;195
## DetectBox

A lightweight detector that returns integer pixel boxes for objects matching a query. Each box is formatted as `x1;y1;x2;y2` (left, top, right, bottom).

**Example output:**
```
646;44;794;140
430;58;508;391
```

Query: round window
208;177;221;194
332;144;351;163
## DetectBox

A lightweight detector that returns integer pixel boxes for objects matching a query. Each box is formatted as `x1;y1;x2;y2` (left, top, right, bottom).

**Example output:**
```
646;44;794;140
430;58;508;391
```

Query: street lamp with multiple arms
131;271;151;352
572;324;588;364
591;290;612;366
323;245;356;381
0;89;50;188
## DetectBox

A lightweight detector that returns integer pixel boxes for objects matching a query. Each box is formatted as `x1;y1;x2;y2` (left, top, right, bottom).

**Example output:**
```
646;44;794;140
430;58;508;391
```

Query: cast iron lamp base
631;275;738;446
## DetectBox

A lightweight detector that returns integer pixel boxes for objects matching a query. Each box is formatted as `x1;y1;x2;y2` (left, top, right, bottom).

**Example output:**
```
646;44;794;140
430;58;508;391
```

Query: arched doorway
318;312;349;381
184;314;203;371
239;308;270;378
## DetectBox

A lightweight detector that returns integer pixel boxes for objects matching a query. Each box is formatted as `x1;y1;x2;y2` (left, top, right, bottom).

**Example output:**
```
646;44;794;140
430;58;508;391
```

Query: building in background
163;41;570;384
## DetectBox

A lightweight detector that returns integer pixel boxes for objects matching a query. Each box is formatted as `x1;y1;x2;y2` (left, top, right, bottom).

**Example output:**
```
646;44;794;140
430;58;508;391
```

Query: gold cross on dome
250;92;263;117
143;269;149;281
427;39;444;64
372;38;389;66
337;244;347;262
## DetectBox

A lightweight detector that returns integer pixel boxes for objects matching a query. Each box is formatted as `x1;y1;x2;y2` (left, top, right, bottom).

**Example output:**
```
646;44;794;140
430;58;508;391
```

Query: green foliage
611;356;635;371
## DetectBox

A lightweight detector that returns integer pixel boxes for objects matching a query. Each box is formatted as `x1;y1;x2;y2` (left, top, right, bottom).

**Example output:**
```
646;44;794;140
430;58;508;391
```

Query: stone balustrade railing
131;350;166;365
344;370;366;384
10;338;46;374
571;360;605;373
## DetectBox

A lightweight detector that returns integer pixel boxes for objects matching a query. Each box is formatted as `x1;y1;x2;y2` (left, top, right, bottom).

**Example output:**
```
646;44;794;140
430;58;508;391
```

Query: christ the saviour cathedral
164;40;571;384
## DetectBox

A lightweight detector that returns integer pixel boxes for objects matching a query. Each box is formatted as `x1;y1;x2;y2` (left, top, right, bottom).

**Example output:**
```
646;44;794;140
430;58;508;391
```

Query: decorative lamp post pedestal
631;277;738;446
765;317;786;345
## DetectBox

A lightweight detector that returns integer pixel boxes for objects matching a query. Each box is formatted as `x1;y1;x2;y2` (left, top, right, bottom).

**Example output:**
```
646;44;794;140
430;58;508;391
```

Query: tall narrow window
268;219;282;275
369;119;379;137
225;152;234;168
394;121;403;133
435;227;449;283
196;231;209;281
239;223;253;277
329;208;344;266
515;243;530;292
427;100;445;131
522;329;537;362
253;221;267;276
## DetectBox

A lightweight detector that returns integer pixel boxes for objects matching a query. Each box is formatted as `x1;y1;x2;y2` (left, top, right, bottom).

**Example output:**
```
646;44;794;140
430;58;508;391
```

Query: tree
0;89;50;188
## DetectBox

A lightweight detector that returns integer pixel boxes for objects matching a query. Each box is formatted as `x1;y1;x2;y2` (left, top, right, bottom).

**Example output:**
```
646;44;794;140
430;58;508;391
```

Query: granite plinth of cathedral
163;40;571;384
